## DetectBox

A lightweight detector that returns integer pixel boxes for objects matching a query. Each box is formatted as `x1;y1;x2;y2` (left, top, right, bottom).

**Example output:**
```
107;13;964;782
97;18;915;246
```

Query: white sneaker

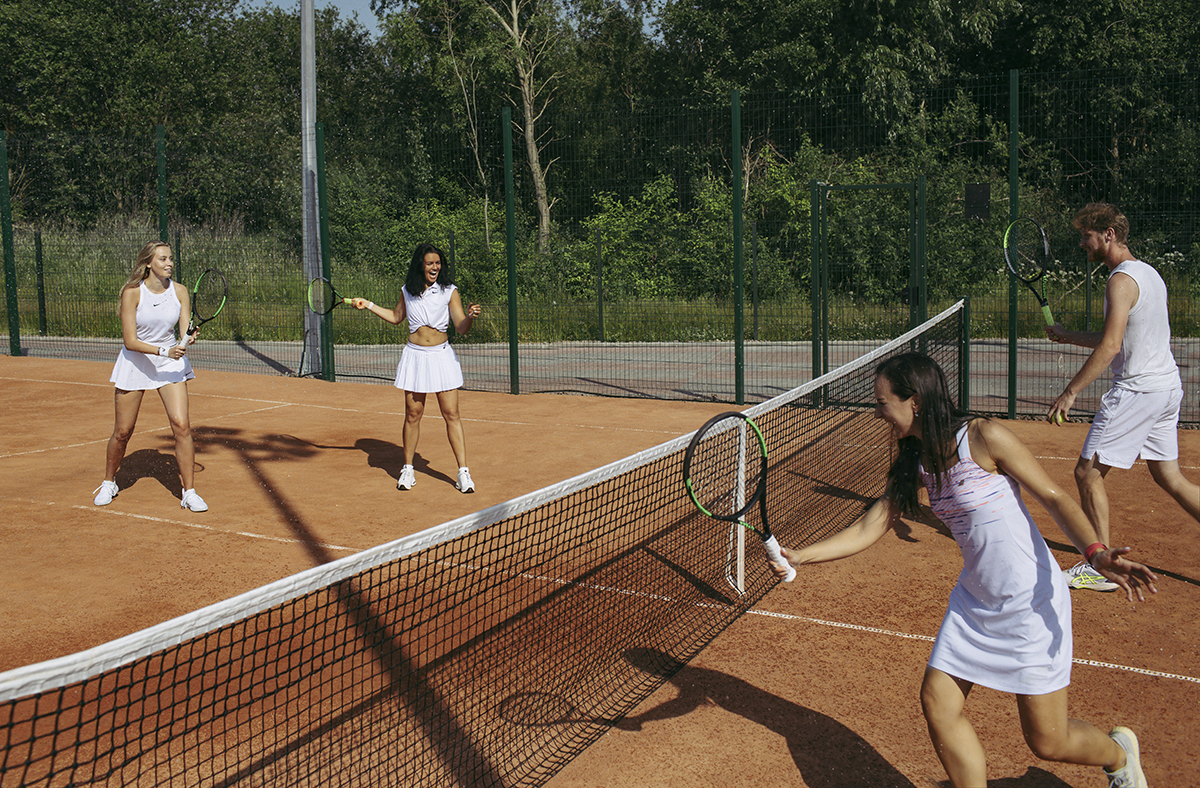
181;489;208;512
93;480;119;506
1106;726;1148;788
456;467;475;493
1065;561;1119;592
397;465;416;490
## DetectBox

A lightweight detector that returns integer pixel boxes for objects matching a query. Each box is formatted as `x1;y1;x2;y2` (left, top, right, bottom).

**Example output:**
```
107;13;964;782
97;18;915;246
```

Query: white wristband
365;301;375;310
158;345;169;357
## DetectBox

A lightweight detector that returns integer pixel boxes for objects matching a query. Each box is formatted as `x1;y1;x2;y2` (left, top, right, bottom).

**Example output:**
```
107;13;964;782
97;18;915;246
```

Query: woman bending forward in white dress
776;353;1156;788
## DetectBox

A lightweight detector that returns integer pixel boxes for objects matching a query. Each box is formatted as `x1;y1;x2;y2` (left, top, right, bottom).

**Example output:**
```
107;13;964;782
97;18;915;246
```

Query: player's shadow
353;438;455;488
114;448;194;501
933;767;1074;787
616;647;916;787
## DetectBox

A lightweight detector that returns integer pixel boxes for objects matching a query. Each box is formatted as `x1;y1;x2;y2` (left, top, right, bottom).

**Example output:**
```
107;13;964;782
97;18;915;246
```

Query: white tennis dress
109;281;195;391
920;423;1073;695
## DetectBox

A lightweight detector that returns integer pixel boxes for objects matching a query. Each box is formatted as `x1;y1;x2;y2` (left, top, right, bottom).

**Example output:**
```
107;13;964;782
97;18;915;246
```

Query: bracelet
1085;542;1107;564
158;345;169;357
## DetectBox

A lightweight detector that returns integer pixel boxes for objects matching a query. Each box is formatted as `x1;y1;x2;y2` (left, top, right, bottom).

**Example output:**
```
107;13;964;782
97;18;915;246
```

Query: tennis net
0;301;966;787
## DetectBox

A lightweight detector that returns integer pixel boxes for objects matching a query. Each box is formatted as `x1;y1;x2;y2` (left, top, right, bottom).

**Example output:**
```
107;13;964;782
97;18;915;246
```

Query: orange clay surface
1;354;1197;787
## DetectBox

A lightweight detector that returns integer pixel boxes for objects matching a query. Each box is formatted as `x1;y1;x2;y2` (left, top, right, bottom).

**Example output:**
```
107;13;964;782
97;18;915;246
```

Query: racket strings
687;429;765;520
192;271;227;320
308;279;337;315
1004;220;1050;282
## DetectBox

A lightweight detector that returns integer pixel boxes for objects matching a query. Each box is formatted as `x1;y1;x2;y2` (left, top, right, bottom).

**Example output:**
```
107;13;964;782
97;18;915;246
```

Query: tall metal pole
300;0;323;377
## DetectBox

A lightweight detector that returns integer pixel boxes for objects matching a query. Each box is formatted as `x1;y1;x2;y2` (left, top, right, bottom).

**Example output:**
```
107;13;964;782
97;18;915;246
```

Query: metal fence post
732;89;744;406
35;231;46;335
1007;68;1020;420
1;131;18;356
503;108;519;395
316;122;335;382
157;125;168;244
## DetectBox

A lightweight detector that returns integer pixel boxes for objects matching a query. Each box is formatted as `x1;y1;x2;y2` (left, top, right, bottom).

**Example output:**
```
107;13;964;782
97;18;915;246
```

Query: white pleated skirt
110;347;195;391
394;341;463;393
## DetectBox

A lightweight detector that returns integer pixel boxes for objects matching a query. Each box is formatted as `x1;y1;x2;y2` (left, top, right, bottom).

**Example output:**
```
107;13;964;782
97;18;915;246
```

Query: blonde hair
1072;203;1129;243
121;242;171;295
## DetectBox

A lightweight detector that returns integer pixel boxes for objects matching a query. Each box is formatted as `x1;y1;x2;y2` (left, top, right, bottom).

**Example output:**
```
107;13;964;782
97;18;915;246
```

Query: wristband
158;345;169;357
1084;542;1107;564
365;301;375;310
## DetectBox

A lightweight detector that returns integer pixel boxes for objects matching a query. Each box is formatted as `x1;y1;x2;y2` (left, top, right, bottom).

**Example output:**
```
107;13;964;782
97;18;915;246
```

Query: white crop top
403;283;455;334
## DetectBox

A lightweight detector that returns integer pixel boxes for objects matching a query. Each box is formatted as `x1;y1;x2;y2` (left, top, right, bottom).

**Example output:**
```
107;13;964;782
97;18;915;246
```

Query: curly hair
1071;202;1129;243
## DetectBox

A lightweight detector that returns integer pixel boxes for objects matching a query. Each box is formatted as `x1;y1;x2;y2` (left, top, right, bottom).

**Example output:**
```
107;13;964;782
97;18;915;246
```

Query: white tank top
134;280;182;345
1108;259;1180;392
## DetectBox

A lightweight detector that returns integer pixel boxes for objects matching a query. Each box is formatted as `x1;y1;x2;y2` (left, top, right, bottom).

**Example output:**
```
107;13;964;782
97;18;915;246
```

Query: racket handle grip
1041;305;1055;325
762;535;796;582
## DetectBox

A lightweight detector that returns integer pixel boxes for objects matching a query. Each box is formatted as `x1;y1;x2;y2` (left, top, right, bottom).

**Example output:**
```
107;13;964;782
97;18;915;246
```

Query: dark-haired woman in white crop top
355;242;482;494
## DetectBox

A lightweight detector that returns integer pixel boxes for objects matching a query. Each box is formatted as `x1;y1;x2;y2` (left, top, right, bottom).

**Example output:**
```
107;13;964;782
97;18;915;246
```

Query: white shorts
393;341;463;393
1081;386;1182;469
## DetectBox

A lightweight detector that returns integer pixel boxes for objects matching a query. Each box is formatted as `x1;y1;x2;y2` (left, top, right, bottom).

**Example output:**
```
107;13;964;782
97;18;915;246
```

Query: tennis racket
307;277;355;315
1003;217;1054;326
683;411;796;582
182;268;228;346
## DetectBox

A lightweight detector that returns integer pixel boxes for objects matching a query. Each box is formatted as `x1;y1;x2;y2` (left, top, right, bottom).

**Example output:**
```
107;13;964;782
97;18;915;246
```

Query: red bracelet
1085;542;1107;563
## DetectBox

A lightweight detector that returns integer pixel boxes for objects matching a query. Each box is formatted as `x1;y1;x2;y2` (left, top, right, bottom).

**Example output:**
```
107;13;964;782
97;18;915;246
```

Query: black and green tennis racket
307;276;356;315
683;411;796;582
1003;217;1054;326
183;268;228;346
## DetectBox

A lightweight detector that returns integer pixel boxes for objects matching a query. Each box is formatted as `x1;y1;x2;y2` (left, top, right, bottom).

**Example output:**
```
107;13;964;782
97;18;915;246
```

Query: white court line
2;496;360;553
748;607;1200;684
0;404;291;459
0;373;691;435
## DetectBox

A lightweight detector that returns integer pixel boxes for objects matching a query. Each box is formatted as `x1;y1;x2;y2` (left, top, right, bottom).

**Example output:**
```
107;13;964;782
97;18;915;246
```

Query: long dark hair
404;243;452;297
875;353;971;517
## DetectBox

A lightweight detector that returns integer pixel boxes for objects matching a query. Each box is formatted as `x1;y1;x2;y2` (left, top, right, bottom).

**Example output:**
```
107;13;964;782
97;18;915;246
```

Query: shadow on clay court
115;448;191;500
932;767;1074;787
1041;536;1198;589
190;425;511;786
616;648;917;787
270;433;456;488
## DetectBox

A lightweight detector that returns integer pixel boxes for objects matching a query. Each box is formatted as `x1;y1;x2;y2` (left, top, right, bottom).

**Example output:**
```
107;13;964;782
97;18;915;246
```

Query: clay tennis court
1;354;1197;786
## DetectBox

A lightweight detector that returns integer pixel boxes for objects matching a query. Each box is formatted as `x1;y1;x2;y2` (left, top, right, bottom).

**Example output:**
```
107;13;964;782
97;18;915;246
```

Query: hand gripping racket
1003;217;1054;325
683;411;796;582
183;268;228;346
307;277;355;315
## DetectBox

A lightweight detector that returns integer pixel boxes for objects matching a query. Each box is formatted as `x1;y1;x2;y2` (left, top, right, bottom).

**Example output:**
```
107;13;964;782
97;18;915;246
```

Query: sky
244;0;386;37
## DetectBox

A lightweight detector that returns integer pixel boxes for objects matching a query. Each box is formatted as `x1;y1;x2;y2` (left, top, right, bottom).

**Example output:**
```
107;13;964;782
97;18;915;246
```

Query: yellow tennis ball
1055;413;1064;424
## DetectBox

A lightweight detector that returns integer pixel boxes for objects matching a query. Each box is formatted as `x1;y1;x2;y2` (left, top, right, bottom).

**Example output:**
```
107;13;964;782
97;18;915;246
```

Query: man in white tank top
1047;203;1199;590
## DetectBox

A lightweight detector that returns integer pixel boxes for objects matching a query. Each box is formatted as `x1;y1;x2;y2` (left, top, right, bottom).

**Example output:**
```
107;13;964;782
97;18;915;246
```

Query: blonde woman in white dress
93;242;207;512
775;353;1156;788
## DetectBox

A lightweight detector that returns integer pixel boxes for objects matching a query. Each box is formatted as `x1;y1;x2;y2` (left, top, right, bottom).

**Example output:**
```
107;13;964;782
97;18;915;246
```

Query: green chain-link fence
2;67;1197;420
